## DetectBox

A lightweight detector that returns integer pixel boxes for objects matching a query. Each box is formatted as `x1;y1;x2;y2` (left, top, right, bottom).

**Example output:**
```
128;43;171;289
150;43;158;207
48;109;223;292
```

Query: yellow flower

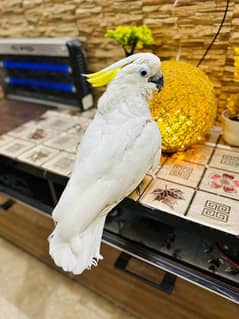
105;25;154;56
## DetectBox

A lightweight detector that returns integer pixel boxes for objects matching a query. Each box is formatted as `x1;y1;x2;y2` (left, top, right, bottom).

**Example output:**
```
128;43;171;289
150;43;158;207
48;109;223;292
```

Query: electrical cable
197;0;230;67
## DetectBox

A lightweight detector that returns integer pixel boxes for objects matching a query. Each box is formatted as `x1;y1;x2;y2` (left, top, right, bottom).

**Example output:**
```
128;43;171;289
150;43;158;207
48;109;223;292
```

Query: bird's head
84;53;164;95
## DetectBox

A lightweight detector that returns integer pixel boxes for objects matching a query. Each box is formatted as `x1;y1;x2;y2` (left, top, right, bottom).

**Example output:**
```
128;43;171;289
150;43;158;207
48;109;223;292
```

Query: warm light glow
149;60;217;153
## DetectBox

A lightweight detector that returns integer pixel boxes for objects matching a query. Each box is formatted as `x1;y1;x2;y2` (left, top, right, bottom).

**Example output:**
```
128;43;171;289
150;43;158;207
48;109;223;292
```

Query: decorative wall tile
7;122;38;138
44;132;84;153
67;117;91;134
209;149;239;173
199;167;239;200
40;110;67;119
16;127;58;144
173;145;214;165
128;174;153;201
205;131;221;147
0;134;14;147
38;117;77;132
157;158;205;187
187;191;239;235
18;145;59;166
43;151;76;176
210;126;222;134
217;136;239;153
140;179;195;216
0;139;34;158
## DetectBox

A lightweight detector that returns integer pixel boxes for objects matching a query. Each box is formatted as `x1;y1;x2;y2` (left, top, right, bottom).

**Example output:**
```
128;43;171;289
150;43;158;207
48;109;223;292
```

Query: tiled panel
160;154;167;166
2;112;239;237
210;126;222;134
7;121;38;138
157;158;205;188
0;139;34;158
38;116;77;132
217;136;239;153
209;149;239;174
187;191;239;235
173;145;214;165
18;145;59;166
0;134;14;147
44;132;84;153
67;118;91;136
39;110;65;119
14;127;58;145
128;175;153;201
43;152;76;176
140;179;195;216
205;132;221;147
199;167;239;200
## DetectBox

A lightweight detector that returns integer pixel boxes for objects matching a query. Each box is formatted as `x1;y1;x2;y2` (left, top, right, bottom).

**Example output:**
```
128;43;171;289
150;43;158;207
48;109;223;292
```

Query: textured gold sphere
149;61;217;153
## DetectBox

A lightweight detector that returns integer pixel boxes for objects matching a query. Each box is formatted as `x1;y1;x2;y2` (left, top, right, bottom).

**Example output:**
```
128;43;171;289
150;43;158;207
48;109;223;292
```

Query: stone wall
0;0;238;115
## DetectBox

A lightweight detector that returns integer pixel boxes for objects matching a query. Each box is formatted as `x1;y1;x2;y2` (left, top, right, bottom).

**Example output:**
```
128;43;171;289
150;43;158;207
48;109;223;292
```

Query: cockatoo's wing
53;112;160;226
49;110;161;274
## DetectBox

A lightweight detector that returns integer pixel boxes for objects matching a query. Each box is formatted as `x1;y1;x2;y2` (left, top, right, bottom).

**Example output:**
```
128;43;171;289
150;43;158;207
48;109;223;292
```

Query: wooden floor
0;238;137;319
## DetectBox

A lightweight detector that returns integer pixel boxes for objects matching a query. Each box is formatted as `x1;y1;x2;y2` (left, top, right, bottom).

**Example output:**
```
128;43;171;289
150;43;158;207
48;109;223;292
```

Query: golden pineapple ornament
149;61;217;153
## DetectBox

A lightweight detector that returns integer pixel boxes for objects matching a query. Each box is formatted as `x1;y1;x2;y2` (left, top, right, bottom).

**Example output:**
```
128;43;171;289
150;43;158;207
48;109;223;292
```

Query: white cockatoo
49;53;163;274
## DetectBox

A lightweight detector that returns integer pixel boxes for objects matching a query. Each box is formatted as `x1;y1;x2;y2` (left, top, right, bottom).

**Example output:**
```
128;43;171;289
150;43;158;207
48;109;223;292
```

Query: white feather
49;53;162;274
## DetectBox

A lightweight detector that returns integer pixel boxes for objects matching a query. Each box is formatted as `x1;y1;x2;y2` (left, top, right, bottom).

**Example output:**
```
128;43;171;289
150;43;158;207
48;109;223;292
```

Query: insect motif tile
128;175;153;201
140;179;195;215
18;127;58;144
209;149;239;174
43;152;76;176
187;191;239;235
217;136;239;153
44;132;84;153
173;145;214;165
18;145;59;166
199;167;239;200
0;139;34;158
157;158;205;188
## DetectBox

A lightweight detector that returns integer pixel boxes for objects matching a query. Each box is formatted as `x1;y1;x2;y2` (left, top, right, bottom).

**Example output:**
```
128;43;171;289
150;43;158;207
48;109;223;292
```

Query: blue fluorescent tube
8;77;75;93
3;60;70;73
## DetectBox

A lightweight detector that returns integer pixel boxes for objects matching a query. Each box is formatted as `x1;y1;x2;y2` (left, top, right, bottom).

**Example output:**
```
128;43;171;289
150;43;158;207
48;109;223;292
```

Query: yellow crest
84;67;121;87
83;53;158;88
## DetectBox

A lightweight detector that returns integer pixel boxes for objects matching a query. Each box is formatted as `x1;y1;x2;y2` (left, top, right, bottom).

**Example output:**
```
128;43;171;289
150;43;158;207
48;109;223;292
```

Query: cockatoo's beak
149;72;164;90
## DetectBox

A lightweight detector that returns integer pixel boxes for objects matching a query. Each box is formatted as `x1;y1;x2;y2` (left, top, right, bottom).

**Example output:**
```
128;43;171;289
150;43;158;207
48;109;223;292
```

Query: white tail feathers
49;214;106;274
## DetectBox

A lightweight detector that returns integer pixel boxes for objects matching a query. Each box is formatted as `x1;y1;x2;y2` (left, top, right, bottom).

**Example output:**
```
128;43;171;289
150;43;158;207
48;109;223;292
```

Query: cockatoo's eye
139;68;148;77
